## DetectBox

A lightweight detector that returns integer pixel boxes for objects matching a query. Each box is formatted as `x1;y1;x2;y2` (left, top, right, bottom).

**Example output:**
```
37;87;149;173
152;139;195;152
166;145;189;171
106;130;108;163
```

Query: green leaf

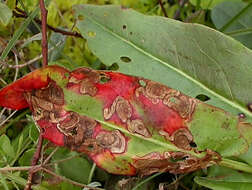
211;2;252;49
18;148;35;166
0;2;12;26
195;166;252;190
61;182;81;190
29;121;40;143
56;157;92;184
195;177;252;190
2;172;48;190
0;134;15;159
52;148;92;184
74;5;252;123
0;172;9;190
48;32;66;62
189;0;240;9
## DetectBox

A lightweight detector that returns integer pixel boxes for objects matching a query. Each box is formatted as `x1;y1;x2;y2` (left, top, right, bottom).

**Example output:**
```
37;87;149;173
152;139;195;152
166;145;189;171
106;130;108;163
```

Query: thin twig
0;43;61;69
158;0;168;17
39;0;48;67
24;132;44;190
42;168;103;190
0;77;7;85
0;110;17;127
48;155;79;166
14;54;19;81
42;147;59;165
0;166;36;172
13;9;82;38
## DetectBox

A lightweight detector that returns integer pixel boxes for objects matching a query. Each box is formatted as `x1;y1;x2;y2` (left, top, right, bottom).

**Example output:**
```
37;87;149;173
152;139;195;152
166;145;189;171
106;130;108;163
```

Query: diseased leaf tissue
0;65;251;175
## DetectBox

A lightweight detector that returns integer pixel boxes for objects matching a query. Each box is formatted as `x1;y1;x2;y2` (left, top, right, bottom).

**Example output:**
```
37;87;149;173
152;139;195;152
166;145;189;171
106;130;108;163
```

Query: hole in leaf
108;63;119;71
189;142;197;148
247;103;252;112
139;79;146;87
99;74;111;84
195;94;210;102
78;15;84;20
87;144;94;151
130;32;133;35
170;155;188;162
122;25;127;29
120;56;131;63
71;128;77;135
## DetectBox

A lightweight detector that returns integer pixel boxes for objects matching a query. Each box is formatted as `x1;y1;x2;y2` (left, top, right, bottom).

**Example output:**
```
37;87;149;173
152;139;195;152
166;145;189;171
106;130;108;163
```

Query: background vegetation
1;0;252;189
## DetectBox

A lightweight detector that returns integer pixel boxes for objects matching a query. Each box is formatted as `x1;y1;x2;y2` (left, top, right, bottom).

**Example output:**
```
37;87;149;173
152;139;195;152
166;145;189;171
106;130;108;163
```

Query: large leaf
211;1;252;49
73;5;252;123
1;65;252;176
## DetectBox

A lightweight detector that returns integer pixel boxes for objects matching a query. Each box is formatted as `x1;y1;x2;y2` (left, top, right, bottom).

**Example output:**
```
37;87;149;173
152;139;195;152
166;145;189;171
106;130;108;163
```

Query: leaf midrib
79;8;252;118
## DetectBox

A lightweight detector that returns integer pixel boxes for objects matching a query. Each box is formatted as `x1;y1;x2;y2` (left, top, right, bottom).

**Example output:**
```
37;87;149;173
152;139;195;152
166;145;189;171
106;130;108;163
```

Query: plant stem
225;28;252;37
88;163;96;184
39;0;48;67
219;158;252;173
158;0;168;17
24;132;44;190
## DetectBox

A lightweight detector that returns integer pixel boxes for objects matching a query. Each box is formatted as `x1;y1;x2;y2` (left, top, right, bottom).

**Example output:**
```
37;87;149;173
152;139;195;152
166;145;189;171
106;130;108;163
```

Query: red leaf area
0;66;67;110
37;120;64;146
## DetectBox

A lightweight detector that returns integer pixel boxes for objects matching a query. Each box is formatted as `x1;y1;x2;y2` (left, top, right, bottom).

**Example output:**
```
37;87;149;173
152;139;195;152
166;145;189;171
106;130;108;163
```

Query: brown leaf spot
80;79;97;96
48;83;64;105
171;128;193;150
78;115;97;139
116;97;132;123
135;81;170;104
133;150;221;175
163;94;196;119
96;130;126;154
104;96;132;123
34;82;64;105
59;112;80;134
31;96;53;111
49;112;66;123
69;76;81;84
127;119;151;137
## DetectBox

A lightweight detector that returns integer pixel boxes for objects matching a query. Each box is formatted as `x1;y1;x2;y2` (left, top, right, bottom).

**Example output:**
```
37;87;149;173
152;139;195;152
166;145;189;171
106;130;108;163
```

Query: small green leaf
56;157;92;184
195;177;252;190
2;172;48;190
48;32;66;62
29;122;39;143
52;148;92;184
0;172;9;190
18;148;35;166
0;2;12;26
0;134;15;159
